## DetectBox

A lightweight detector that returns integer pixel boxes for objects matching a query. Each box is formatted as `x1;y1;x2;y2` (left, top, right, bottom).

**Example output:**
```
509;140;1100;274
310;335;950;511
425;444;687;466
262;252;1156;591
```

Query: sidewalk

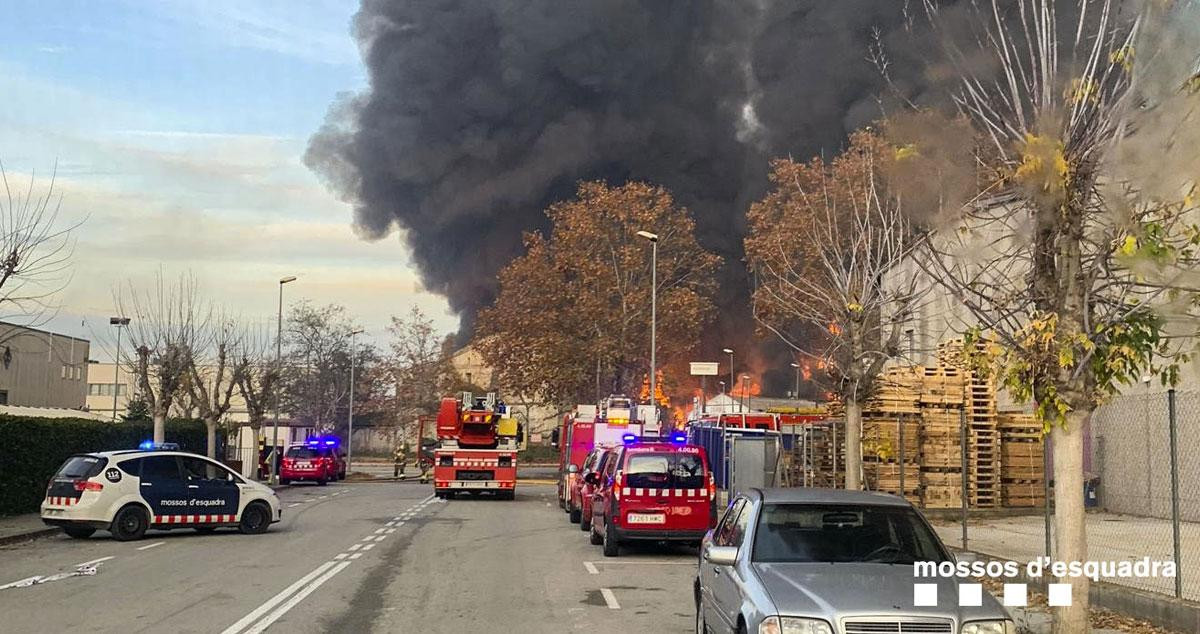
0;513;56;546
932;511;1200;602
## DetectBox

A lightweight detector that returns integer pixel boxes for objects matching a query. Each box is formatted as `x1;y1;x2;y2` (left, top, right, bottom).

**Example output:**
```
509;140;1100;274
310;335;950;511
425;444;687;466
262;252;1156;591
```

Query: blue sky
0;1;456;359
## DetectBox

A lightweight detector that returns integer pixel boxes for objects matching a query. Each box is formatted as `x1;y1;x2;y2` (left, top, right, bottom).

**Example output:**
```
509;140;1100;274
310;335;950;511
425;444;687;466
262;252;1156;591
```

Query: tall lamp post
636;230;659;422
741;373;751;413
270;275;297;484
347;328;364;476
109;317;130;421
790;362;801;401
722;348;734;409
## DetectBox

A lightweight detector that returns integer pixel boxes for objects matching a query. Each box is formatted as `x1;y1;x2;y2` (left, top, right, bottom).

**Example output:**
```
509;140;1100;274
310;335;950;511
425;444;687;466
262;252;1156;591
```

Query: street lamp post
790;362;801;401
637;231;659;423
722;348;734;410
741;373;751;413
348;328;364;476
270;275;297;484
109;317;130;421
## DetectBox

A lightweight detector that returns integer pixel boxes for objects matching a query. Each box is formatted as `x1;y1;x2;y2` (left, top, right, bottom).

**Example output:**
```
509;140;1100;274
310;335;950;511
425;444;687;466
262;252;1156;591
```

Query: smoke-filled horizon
305;0;955;394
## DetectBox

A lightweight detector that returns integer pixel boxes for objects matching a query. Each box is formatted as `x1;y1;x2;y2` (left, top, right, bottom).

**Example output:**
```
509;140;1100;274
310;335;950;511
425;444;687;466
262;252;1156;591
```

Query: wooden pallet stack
999;413;1046;507
862;416;920;502
965;373;999;508
919;406;964;508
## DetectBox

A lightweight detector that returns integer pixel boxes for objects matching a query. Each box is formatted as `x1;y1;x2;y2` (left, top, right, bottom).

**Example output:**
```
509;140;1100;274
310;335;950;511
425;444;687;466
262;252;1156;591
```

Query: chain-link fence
770;389;1200;604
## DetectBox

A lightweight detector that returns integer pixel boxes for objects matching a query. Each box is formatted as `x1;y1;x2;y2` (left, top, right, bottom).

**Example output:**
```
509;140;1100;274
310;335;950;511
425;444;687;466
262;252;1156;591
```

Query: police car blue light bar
138;441;180;451
669;431;687;444
621;433;638;444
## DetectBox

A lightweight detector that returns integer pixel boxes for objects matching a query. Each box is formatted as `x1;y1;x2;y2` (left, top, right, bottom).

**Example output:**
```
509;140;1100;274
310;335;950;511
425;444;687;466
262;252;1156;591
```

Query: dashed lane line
583;562;599;575
219;561;337;634
75;556;114;567
600;588;621;609
243;562;352;634
136;542;165;551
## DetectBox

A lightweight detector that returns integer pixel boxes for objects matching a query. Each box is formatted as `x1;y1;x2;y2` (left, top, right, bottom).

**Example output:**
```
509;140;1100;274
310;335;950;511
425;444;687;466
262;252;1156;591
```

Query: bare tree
115;272;208;444
746;130;925;490
911;2;1200;629
235;325;281;434
186;314;246;459
281;302;358;433
0;162;80;335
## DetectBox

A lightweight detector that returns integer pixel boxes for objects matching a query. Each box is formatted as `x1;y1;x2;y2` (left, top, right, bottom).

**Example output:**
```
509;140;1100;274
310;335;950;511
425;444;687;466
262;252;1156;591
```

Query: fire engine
556;395;648;511
433;392;519;500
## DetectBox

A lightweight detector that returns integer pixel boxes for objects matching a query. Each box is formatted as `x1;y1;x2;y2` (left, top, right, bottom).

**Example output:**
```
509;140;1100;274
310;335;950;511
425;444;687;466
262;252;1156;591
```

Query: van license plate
297;461;311;468
627;513;665;524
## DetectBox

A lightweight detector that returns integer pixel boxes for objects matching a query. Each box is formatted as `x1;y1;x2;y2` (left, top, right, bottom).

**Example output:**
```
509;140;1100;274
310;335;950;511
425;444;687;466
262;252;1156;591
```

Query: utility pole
270;275;297;484
348;328;364;475
109;317;130;420
637;230;659;420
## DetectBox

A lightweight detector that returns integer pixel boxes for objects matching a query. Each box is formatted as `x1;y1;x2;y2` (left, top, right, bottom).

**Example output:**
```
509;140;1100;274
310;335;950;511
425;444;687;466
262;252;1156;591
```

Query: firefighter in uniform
393;441;409;479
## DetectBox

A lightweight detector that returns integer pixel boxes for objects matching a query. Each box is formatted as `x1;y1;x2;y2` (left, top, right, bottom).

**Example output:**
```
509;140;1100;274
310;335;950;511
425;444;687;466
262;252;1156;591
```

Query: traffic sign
689;362;719;376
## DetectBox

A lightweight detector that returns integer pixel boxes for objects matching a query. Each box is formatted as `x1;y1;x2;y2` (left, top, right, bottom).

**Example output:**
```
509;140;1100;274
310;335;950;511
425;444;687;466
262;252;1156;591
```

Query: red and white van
588;437;716;557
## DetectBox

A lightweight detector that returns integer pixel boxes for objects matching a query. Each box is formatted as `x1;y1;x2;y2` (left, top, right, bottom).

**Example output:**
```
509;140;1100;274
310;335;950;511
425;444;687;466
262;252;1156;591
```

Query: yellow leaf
1119;235;1138;256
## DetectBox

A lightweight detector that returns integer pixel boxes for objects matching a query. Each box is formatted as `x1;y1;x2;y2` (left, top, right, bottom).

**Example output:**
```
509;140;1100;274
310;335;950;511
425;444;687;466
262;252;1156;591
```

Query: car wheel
194;527;217;534
239;503;271;535
317;475;329;486
280;478;291;485
589;520;604;545
110;505;149;541
569;507;581;523
63;525;96;539
580;511;591;532
602;518;620;557
736;619;747;634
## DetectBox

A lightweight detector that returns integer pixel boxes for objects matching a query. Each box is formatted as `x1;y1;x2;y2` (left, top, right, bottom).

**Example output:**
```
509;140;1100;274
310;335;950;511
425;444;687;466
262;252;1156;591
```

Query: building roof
0;405;110;421
0;321;90;344
751;487;911;507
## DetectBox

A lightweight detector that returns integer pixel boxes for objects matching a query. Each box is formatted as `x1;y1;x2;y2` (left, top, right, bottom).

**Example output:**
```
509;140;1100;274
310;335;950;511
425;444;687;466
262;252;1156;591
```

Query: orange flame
828;322;843;336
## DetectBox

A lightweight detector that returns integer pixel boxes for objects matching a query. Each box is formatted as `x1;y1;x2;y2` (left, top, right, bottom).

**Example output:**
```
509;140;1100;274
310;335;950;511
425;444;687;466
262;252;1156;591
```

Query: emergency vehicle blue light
670;431;687;444
138;440;155;450
621;433;638;444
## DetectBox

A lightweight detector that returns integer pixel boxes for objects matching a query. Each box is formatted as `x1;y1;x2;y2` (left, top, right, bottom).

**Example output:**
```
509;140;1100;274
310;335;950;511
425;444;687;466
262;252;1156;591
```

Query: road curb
0;527;59;547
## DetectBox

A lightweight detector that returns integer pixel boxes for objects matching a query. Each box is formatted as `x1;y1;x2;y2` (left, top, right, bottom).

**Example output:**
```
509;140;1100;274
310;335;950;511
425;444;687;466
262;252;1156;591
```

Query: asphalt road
0;481;697;633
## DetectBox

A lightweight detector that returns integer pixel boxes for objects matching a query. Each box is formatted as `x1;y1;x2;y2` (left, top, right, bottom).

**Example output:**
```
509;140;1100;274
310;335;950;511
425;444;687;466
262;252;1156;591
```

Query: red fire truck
556;396;646;512
433;392;519;500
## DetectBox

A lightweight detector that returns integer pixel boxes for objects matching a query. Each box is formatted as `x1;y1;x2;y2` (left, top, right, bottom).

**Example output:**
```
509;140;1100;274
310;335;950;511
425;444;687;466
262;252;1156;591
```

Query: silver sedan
694;488;1014;634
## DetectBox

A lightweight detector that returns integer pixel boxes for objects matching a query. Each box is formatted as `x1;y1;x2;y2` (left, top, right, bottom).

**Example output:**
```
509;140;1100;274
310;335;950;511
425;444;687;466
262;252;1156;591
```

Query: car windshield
55;455;105;478
287;447;319;459
625;452;705;489
751;503;950;564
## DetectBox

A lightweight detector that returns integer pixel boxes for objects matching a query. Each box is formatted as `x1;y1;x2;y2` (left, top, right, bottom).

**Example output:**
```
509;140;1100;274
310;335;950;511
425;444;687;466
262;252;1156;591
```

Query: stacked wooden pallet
868;367;922;414
918;406;964;508
966;373;999;508
862;416;920;502
999;413;1046;507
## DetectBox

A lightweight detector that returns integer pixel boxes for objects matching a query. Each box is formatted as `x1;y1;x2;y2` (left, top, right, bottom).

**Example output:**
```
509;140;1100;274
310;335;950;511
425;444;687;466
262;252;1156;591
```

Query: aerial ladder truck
432;392;519;500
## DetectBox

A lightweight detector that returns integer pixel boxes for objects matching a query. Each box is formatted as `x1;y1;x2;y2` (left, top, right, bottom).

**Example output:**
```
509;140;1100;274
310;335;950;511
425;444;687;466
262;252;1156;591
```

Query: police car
41;444;282;541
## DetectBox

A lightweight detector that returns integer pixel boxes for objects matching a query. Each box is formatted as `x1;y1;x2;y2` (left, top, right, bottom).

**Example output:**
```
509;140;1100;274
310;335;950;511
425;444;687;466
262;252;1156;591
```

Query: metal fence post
960;406;968;550
899;416;906;500
1169;388;1183;598
1044;430;1052;560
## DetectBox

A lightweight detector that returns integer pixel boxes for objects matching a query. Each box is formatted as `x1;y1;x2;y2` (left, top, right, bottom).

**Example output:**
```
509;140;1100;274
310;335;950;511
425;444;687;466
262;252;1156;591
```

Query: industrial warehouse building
0;322;89;409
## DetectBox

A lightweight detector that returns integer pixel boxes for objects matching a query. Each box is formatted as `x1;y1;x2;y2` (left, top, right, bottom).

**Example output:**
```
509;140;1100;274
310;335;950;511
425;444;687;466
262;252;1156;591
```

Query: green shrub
0;416;207;516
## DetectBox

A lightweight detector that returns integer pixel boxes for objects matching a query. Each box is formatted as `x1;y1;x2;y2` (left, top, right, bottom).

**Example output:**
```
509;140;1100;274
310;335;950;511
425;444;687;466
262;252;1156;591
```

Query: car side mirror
704;545;738;566
567;464;579;474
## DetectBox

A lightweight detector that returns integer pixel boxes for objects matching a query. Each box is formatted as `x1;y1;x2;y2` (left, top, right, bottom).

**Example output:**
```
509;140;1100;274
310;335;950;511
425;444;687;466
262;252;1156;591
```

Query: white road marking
0;576;43;590
395;521;405;527
287;503;301;508
136;542;165;551
384;528;395;534
348;543;361;551
374;528;387;534
361;543;375;551
372;535;386;542
349;553;362;560
385;521;396;527
587;560;695;566
600;588;620;609
243;561;352;634
334;553;347;561
219;561;337;634
75;556;114;567
583;562;599;575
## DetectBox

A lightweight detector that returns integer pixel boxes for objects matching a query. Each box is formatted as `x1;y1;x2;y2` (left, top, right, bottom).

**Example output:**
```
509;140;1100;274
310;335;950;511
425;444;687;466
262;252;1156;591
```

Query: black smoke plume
306;0;954;395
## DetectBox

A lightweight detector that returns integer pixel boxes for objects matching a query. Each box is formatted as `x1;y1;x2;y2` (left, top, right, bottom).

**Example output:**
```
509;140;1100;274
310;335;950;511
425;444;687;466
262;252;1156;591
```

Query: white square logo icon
958;583;982;607
913;584;937;607
1002;583;1028;607
1048;583;1073;606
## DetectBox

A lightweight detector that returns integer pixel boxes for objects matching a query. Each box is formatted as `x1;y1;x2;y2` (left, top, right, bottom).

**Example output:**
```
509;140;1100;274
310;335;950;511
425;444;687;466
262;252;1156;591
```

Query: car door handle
187;485;199;489
140;482;152;487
